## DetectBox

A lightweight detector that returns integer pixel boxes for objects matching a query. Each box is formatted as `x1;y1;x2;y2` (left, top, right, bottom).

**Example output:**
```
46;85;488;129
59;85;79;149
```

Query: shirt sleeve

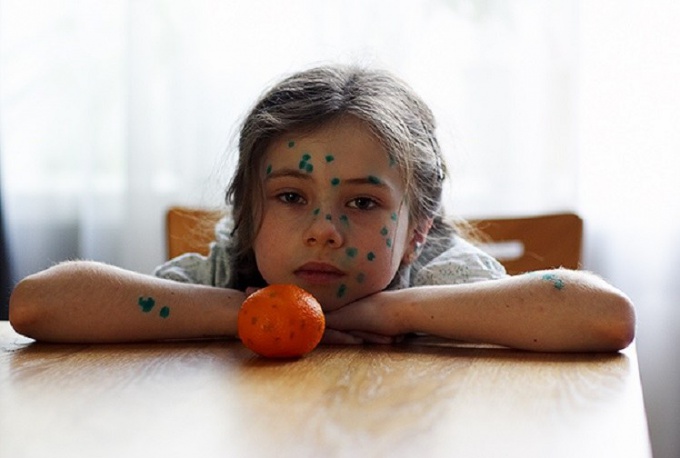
153;216;233;287
413;235;507;286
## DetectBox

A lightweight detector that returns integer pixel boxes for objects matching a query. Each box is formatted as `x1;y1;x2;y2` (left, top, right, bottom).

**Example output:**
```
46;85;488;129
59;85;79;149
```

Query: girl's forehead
264;118;396;174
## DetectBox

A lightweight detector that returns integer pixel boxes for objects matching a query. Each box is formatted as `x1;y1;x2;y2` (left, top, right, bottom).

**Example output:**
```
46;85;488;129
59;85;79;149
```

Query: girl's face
252;117;419;311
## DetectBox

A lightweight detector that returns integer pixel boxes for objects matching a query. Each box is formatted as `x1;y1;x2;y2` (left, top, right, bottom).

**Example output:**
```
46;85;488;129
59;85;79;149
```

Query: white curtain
0;0;578;277
1;1;679;455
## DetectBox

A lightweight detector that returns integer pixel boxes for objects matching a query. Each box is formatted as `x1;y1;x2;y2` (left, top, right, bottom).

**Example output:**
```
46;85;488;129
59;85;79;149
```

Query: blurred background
0;1;678;456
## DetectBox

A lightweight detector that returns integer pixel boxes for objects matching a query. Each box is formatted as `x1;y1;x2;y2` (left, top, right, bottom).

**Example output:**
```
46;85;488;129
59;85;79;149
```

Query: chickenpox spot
380;227;389;236
288;140;296;148
138;296;155;313
337;284;347;298
345;247;358;258
331;177;340;186
325;155;335;163
368;175;381;185
356;273;365;283
367;252;376;261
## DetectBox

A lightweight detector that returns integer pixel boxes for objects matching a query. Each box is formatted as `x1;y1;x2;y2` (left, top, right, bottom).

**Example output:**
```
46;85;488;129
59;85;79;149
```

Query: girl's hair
225;64;454;289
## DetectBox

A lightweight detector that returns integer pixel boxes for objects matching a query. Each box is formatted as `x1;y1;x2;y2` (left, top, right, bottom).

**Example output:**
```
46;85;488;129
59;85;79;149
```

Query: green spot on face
331;177;340;186
325;214;332;221
325;155;335;163
302;153;311;161
159;306;170;319
368;175;381;185
266;164;272;175
386;238;392;248
288;140;295;148
339;214;349;225
380;227;389;236
391;212;398;221
313;208;321;216
337;284;347;298
345;247;358;258
367;252;376;261
305;163;314;173
299;161;307;170
356;273;366;284
138;296;155;313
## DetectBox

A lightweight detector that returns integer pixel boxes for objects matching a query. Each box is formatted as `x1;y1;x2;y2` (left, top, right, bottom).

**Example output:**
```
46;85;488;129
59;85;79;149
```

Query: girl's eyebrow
265;168;313;181
265;168;395;191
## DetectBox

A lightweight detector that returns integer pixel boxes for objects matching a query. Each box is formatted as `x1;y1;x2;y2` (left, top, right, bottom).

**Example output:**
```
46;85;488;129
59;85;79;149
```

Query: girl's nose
304;213;345;248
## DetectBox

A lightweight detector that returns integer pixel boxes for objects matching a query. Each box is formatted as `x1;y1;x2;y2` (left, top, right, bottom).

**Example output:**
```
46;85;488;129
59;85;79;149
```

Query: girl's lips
294;262;346;284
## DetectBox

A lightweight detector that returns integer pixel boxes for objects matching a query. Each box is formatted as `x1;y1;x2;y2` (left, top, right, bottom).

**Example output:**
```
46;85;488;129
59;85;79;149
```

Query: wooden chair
166;206;224;259
468;213;583;275
166;207;583;275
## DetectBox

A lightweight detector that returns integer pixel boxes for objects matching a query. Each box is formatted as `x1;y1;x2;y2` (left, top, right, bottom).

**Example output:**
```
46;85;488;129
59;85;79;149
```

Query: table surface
0;321;651;458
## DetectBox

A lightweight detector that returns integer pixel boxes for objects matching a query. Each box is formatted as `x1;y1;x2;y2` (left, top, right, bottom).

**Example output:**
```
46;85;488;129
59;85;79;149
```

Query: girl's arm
9;260;246;343
324;269;636;352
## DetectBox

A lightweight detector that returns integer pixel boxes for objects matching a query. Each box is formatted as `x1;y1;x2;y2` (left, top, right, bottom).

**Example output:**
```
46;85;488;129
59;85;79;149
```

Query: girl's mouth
294;262;346;284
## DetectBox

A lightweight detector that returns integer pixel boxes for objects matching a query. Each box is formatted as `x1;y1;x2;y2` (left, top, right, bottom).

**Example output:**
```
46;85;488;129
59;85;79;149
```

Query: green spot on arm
138;296;155;313
159;306;170;318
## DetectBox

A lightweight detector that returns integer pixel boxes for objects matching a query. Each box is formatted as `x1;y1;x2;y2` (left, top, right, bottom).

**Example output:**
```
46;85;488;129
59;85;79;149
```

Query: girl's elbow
600;292;636;351
8;277;43;338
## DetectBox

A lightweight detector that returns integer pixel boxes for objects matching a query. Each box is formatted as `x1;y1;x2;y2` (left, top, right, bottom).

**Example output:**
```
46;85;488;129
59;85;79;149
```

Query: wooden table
0;322;651;457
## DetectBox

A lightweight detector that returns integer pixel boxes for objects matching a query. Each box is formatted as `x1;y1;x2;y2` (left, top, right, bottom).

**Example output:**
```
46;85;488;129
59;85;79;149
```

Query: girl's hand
323;290;407;343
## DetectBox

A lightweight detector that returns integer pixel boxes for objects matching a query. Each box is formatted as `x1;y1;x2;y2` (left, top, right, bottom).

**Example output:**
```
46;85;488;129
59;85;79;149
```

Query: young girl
9;65;635;352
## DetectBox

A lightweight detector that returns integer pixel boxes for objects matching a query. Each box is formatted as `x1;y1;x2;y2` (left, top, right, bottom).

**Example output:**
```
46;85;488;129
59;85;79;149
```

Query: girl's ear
402;218;434;265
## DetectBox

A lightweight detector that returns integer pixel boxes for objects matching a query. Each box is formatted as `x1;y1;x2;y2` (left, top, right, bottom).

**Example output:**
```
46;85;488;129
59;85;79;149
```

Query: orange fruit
237;284;325;358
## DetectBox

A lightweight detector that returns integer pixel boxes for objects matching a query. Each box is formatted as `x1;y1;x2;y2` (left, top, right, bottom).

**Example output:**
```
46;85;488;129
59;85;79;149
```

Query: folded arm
9;260;245;343
325;269;636;352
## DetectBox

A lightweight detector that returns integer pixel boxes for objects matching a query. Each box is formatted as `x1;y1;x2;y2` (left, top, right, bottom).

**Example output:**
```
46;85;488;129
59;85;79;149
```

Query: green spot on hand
138;296;155;313
345;247;358;258
325;155;335;163
159;306;170;318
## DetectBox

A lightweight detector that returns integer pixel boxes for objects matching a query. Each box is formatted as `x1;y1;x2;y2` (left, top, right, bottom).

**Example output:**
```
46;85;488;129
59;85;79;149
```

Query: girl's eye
348;197;378;211
277;192;306;205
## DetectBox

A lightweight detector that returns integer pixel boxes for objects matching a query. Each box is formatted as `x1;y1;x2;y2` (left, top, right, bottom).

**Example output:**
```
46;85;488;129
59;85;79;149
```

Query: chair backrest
166;207;583;275
468;212;583;275
166;206;223;259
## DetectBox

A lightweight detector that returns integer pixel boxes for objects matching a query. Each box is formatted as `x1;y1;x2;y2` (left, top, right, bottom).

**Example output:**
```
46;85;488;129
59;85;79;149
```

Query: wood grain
0;323;651;457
